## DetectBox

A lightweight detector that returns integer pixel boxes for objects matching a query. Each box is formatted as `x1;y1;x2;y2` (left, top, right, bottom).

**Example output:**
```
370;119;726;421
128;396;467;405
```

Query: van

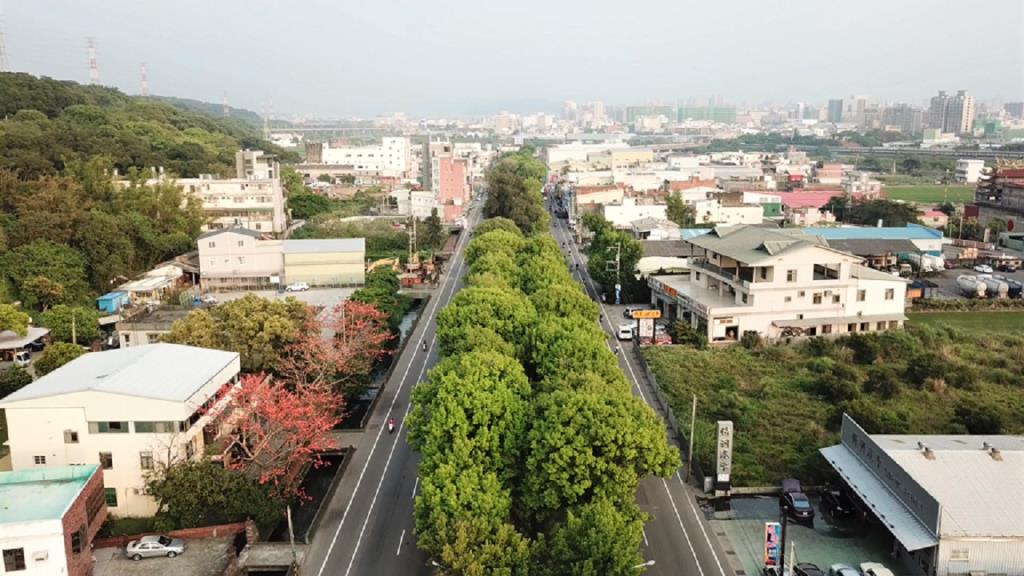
13;351;31;368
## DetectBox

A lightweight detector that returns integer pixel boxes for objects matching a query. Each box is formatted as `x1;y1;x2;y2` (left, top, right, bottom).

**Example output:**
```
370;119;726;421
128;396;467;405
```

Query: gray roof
0;327;50;351
282;238;365;254
686;225;836;264
0;344;239;404
198;228;265;240
641;240;697;258
824;238;921;256
850;264;911;283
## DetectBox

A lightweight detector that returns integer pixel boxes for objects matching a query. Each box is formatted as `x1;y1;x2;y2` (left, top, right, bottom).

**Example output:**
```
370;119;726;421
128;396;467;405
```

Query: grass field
908;311;1024;332
885;185;974;204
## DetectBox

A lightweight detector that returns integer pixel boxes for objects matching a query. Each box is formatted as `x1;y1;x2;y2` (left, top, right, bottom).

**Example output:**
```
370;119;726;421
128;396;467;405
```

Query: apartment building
307;137;412;178
0;344;241;517
954;159;984;184
928;90;975;135
430;141;471;223
648;225;908;343
0;465;107;576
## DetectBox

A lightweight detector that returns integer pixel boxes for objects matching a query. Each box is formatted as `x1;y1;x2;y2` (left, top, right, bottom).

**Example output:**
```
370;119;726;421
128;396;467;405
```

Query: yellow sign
631;309;662;319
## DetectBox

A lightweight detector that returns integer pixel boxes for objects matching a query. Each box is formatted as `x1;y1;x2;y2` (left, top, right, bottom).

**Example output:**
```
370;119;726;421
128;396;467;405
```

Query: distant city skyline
2;0;1022;118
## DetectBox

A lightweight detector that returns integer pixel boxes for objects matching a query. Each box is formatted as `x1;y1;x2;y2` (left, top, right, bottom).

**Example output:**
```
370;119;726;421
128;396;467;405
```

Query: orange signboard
631;309;662;319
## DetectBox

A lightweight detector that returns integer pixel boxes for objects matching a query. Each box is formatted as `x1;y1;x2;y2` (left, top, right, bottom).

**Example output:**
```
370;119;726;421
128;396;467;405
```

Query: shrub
669;320;707;349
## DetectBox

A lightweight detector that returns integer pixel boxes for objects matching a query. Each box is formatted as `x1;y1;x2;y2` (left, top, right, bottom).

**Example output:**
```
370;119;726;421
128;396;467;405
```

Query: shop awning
820;445;938;552
772;314;906;329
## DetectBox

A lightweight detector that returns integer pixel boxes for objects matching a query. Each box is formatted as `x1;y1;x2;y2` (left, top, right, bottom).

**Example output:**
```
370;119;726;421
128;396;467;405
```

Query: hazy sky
3;0;1022;118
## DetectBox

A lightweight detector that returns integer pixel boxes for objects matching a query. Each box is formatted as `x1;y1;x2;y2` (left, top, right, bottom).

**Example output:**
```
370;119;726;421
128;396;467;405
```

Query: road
549;211;734;576
302;202;482;576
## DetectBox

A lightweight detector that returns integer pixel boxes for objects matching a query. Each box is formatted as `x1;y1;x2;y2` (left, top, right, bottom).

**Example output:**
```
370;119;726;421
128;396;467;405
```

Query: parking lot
922;266;1024;299
712;496;904;576
93;537;235;576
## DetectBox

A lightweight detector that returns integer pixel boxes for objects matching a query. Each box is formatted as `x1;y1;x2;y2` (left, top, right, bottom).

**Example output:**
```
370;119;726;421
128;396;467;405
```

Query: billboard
715;420;733;491
763;522;781;567
631;309;662;319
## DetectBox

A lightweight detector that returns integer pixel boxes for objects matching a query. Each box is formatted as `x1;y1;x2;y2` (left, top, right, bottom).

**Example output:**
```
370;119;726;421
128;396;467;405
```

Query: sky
3;0;1023;118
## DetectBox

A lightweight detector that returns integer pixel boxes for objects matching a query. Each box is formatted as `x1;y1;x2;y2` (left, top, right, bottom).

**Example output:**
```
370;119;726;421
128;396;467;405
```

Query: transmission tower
87;37;99;84
222;92;230;117
139;62;149;96
0;29;9;73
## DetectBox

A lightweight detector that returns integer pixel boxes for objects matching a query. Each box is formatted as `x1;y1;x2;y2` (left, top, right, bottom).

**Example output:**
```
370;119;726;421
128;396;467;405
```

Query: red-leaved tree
223;374;342;498
278;300;393;393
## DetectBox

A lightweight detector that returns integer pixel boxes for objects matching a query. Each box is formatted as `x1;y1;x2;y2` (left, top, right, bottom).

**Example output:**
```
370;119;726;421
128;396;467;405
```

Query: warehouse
821;415;1024;576
283;238;366;287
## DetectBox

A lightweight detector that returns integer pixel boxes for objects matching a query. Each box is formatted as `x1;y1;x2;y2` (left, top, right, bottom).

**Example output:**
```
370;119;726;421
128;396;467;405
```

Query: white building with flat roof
822;414;1024;576
648;225;908;342
0;344;241;517
954;159;985;184
316;137;411;178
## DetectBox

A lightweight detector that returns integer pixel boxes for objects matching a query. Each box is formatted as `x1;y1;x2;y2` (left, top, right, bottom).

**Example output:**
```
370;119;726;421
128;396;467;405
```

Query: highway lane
303;201;482;576
549;211;734;576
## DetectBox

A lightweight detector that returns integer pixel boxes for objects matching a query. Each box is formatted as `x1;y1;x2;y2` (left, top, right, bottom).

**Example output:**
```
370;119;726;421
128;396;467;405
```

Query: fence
93;521;247;549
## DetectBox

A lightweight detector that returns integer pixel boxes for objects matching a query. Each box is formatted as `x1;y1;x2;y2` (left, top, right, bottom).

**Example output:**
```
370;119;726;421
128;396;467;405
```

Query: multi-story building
648;225;908;342
827;99;844;123
884;104;924;135
1005;102;1024;119
307;137;412;178
0;344;241;517
626;105;674;123
0;465;107;576
677;106;737;124
974;161;1024;229
928;90;975;135
954;159;985;183
429;140;471;223
389;188;438;219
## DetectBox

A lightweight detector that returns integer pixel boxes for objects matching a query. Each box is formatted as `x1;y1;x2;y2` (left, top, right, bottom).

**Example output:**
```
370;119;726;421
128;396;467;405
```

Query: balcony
690;258;753;288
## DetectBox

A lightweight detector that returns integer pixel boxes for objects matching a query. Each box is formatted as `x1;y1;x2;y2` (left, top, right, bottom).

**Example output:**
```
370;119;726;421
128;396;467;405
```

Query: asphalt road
302;204;482;576
549;209;734;576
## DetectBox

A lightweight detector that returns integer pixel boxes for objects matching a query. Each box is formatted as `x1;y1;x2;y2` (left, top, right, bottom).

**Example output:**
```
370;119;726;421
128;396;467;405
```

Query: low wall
94;521;247;549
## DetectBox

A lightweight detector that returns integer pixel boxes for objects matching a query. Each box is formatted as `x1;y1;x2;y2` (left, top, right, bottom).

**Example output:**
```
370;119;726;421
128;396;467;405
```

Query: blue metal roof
97;291;128;301
804;224;942;241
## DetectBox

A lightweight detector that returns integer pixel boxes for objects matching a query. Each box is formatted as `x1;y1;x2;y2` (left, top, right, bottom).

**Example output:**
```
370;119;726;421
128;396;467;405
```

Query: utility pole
606;242;622;304
686;394;697;481
71;310;77;346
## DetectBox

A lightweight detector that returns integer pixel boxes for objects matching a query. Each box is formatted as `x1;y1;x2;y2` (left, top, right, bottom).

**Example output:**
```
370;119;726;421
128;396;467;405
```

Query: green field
885;185;974;204
908;311;1024;332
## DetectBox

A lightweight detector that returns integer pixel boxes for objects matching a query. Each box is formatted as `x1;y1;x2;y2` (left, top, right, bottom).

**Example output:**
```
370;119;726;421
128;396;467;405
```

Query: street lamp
632;560;656;570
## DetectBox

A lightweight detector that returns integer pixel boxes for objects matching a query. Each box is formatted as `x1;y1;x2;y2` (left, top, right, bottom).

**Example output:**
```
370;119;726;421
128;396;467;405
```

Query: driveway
93;537;234;576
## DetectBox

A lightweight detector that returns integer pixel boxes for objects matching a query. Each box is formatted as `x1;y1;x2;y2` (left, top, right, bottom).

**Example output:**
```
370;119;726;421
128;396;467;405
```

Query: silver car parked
124;535;186;560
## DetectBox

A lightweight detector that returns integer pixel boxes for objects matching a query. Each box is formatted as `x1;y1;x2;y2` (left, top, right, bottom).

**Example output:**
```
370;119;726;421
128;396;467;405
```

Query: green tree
669;319;707;349
665;192;695;227
468;250;520;289
436;287;537;360
73;209;135;291
420;208;445;250
900;157;921;174
528;318;622;385
529;284;599;322
465;229;524;267
145;459;282;532
34;342;86;376
474;217;522;237
581;215;646;302
0;366;33;398
350;268;410;333
988;217;1009;237
20;276;67;312
1;240;89;306
484;158;549;235
538;499;647;576
288;193;333;220
0;304;31;337
39;305;101;344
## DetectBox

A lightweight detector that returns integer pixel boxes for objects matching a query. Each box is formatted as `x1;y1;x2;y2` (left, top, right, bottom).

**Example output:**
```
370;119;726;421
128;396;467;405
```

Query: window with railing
813;263;840;280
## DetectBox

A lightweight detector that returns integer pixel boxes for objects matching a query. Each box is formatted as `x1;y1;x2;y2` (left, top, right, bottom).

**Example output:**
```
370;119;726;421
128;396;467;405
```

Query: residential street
550;212;734;576
301;202;482;576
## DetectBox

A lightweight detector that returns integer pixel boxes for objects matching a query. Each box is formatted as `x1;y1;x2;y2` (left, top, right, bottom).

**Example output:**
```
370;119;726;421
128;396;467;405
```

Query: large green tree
581;214;645;303
665;192;695;227
39;305;101;344
0;304;31;337
435;287;537;360
474;217;522;238
0;240;90;307
34;342;86;376
0;366;33;399
484;155;549;235
537;498;647;576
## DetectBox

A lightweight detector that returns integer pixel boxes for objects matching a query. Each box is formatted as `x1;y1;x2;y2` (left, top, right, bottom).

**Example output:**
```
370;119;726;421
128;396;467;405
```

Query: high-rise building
563;100;578;122
626;105;674;122
884;104;924;135
928;90;950;130
1005;102;1024;119
928;90;975;135
677;105;737;124
827;99;844;123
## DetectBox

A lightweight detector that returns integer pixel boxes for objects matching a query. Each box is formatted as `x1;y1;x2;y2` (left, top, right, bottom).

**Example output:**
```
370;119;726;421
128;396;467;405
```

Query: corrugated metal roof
686;225;831;264
825;238;921;256
850;264;911;283
282;238;365;254
806;225;942;241
820;444;939;551
198;228;265;240
0;327;50;351
0;344;238;404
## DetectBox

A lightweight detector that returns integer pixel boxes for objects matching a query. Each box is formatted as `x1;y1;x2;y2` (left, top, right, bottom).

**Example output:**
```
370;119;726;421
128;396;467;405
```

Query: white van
13;351;31;367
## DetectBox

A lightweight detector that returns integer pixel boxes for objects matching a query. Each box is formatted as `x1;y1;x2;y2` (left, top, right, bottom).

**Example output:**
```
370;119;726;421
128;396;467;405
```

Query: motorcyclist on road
422;340;427;351
388;417;396;433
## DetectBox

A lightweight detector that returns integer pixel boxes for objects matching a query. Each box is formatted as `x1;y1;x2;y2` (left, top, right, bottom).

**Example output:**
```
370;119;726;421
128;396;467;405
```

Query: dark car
821;487;856;517
26;339;46;352
779;478;815;525
795;563;826;576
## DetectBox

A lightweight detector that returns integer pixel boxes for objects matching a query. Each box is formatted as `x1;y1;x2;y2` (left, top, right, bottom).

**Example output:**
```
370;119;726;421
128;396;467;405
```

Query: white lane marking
556;217;729;575
396;529;406;556
339;208;477;576
411;476;419;499
642;528;649;547
316;211;475;576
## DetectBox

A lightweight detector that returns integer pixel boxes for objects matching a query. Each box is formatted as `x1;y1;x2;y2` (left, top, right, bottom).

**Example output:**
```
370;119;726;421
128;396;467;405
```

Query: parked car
795;563;826;576
821;487;856;517
859;563;895;576
623;306;649;318
26;339;46;352
617;324;634;341
285;282;310;292
974;264;994;274
125;535;186;560
200;294;218;304
779;478;815;525
828;565;860;576
13;351;31;368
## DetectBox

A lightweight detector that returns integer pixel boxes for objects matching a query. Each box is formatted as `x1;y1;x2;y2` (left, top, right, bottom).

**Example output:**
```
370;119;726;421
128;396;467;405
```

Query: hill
0;72;296;179
154;95;266;131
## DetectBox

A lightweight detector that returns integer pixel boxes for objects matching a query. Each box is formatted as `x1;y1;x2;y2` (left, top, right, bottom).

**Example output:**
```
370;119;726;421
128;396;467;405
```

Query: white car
13;351;31;368
285;282;310;292
200;294;218;304
617;324;634;341
974;264;994;274
859;563;895;576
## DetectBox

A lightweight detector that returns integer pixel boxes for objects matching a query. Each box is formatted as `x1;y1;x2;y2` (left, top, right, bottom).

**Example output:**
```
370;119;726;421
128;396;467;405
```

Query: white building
648;225;908;342
545;141;630;167
603;198;668;228
822;414;1024;576
0;465;107;576
389;188;438;219
316;137;411;178
691;198;765;226
0;344;241;517
954;159;985;184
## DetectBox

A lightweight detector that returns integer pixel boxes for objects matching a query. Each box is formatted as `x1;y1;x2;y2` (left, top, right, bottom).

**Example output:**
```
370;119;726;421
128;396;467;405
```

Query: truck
903;253;944;273
994;275;1023;298
956;275;987;298
978;275;1009;299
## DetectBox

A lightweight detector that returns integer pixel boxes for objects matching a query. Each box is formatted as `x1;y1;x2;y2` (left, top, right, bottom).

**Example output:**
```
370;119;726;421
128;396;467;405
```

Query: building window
784;296;792;303
3;548;26;571
786;269;796;282
877;322;886;330
741;293;748;304
695;272;701;281
832;294;841;304
71;526;85;554
208;242;216;248
99;452;113;470
33;455;46;465
889;320;899;329
798;290;805;297
104;488;118;508
860;322;869;331
88;421;129;434
822;325;833;334
857;289;866;302
759;267;768;280
885;288;895;300
140;451;154;470
812;293;822;304
135;421;181;434
237;240;244;247
949;549;969;561
238;256;246;265
64;430;79;443
185;439;196;461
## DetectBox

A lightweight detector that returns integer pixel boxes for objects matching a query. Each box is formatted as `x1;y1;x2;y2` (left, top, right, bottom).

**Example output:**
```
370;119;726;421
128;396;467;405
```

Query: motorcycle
388;418;396;434
422;340;428;352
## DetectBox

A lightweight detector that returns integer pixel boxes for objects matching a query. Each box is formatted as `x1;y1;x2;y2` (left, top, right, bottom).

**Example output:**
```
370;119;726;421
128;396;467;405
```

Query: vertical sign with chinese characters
763;521;781;567
715;420;733;493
